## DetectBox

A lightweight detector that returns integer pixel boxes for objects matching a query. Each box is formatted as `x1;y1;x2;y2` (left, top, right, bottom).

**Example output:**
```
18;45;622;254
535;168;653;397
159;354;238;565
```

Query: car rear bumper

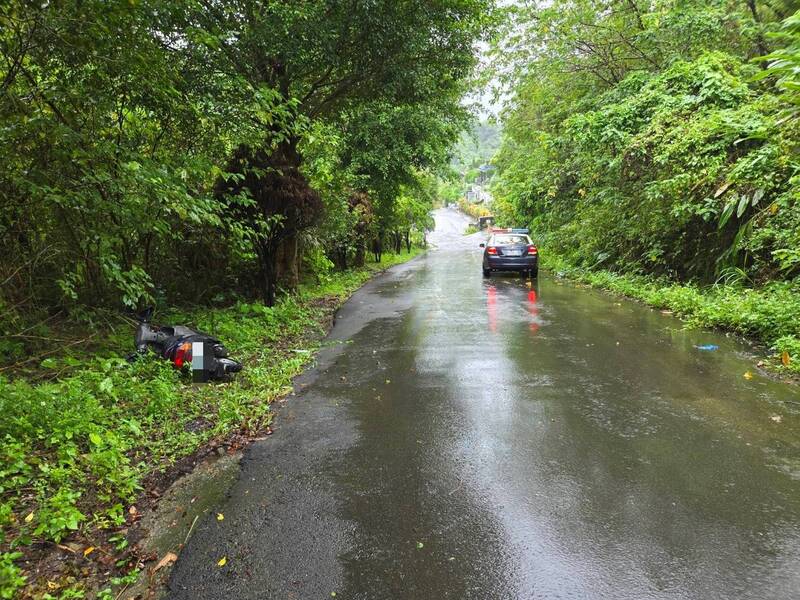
485;256;538;271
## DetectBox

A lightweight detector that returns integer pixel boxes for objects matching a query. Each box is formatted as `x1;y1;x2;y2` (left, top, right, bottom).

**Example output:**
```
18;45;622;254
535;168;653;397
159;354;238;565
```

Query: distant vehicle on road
478;215;495;229
480;228;538;278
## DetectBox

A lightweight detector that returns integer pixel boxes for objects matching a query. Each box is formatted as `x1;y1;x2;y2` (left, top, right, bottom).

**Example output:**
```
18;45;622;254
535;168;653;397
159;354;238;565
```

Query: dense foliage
490;0;800;364
0;0;491;321
451;121;502;175
493;0;800;281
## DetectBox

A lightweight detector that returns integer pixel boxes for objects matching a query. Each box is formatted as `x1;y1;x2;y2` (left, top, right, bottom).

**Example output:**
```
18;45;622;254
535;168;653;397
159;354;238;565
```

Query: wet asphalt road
169;208;800;599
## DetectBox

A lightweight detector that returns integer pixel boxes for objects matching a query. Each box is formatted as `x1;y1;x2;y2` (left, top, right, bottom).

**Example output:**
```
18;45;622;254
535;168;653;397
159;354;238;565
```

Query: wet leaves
714;181;732;198
83;546;95;557
216;513;224;521
743;371;753;380
154;552;178;572
217;556;227;567
781;351;791;367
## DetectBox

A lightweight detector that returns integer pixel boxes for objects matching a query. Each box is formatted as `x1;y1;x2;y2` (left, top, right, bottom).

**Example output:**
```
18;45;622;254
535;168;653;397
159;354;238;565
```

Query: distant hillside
451;121;501;172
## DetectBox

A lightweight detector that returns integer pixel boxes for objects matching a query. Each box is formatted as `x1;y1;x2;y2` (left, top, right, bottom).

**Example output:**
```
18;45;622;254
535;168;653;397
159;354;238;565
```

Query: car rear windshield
492;234;529;245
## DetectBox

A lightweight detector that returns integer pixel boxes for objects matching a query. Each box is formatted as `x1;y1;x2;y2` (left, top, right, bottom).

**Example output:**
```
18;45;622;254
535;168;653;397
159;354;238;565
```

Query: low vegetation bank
0;249;421;599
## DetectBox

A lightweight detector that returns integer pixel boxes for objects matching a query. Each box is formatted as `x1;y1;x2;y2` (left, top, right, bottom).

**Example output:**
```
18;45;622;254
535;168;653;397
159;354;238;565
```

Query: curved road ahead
169;208;800;599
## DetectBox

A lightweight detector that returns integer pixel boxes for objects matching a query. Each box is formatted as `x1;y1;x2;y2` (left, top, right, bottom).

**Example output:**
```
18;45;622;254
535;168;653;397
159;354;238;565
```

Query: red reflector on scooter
173;342;192;368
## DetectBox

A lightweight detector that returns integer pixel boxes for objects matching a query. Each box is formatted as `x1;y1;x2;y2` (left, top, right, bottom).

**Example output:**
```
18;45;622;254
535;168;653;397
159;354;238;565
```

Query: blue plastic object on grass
694;344;719;351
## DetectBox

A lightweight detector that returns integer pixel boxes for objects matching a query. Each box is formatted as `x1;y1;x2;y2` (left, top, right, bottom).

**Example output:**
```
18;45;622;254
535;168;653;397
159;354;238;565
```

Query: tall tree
191;0;491;303
0;0;493;310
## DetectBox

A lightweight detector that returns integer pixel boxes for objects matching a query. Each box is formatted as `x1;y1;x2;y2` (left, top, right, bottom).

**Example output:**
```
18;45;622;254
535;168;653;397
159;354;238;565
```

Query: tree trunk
354;242;365;267
333;248;348;270
294;236;303;283
256;241;277;306
276;235;299;291
747;0;768;56
372;236;382;263
405;230;411;253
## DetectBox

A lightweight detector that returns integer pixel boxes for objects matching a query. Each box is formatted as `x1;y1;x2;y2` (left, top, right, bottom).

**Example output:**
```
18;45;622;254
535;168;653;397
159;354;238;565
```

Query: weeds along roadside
541;252;800;378
0;248;422;599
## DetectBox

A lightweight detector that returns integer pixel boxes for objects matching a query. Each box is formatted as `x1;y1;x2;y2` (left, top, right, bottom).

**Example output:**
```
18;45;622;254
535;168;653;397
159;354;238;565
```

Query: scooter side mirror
137;306;154;323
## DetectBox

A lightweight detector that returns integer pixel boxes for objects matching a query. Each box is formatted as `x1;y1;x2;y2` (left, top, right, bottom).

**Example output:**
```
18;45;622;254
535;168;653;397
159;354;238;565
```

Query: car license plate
505;249;522;256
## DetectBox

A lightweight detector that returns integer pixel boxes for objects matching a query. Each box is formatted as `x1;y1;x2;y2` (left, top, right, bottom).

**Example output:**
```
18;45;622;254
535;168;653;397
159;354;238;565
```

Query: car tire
482;268;490;278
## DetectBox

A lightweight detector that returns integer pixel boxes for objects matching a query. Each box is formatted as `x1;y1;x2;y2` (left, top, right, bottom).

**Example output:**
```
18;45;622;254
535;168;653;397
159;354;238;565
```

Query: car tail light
487;246;498;255
527;245;538;255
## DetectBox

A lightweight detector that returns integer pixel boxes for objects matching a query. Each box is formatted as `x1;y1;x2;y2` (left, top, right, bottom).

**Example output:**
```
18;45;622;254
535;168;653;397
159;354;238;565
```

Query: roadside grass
0;248;423;599
543;253;800;376
300;247;424;302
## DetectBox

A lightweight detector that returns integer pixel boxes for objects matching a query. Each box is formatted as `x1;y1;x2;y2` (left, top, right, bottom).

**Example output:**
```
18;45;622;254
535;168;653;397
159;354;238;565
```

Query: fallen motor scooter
131;307;243;382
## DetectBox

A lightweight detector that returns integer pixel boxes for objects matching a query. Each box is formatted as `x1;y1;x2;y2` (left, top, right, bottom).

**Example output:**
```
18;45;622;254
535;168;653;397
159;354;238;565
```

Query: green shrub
0;552;25;599
495;38;800;285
